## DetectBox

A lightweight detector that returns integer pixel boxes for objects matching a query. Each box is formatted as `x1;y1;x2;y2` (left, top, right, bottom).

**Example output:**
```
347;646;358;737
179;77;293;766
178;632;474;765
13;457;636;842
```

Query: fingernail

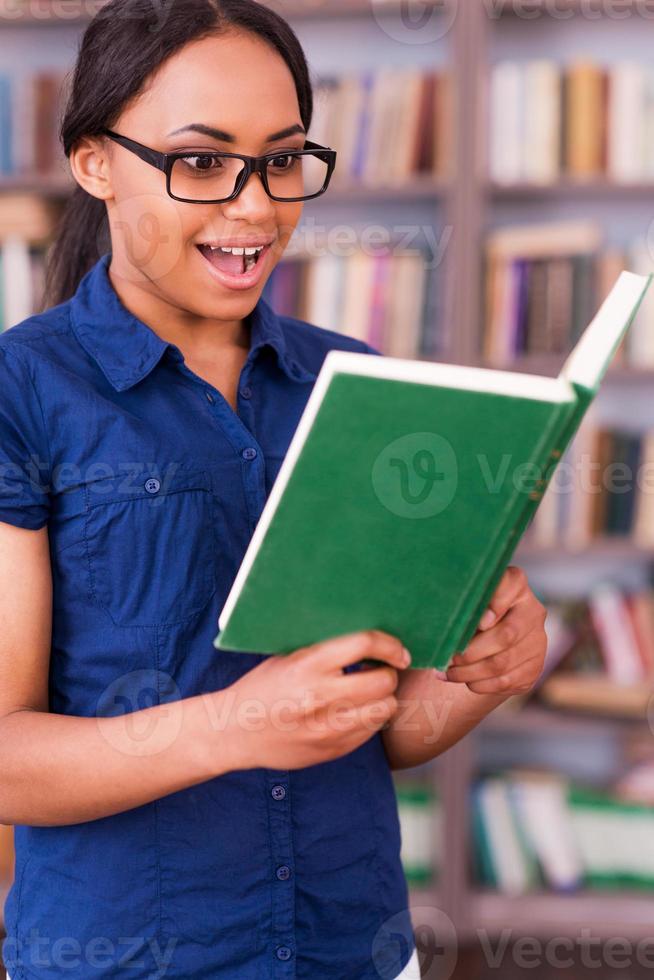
479;608;496;629
402;647;412;665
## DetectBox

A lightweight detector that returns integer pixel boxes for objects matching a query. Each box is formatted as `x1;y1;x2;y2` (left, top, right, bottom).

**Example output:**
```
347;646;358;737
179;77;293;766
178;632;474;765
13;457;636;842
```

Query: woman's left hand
444;565;548;696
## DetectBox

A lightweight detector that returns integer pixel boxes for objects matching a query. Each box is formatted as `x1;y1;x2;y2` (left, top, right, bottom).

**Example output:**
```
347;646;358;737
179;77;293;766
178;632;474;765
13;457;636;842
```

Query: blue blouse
0;253;415;979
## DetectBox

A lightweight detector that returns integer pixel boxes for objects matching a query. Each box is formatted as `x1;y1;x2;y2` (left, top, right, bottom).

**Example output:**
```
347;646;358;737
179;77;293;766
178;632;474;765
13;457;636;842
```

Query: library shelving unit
3;0;654;957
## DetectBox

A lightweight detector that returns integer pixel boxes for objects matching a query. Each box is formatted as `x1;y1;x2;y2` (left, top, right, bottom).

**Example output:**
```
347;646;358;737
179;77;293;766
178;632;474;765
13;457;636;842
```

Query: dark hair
44;0;313;307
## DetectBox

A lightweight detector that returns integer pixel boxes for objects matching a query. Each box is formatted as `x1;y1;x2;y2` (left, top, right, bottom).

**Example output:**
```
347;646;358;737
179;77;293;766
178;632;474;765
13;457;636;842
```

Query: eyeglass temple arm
100;128;167;170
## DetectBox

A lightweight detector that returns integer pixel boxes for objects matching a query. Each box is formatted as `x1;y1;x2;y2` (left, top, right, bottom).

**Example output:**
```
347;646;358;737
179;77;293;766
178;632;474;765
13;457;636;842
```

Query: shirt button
276;946;292;961
205;390;215;404
241;385;252;399
242;447;257;461
276;865;291;881
144;478;160;494
271;784;286;801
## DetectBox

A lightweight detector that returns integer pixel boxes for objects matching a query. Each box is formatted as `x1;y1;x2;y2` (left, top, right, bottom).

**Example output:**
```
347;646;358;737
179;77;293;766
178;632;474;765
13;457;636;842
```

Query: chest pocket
83;468;217;627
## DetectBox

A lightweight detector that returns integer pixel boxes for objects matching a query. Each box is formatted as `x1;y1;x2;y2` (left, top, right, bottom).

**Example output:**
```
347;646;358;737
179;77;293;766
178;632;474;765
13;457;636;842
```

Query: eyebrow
166;122;307;143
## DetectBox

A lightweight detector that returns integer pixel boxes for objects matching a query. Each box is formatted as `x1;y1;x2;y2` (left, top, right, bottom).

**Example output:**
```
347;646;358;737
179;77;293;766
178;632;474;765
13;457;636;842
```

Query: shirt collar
69;252;316;393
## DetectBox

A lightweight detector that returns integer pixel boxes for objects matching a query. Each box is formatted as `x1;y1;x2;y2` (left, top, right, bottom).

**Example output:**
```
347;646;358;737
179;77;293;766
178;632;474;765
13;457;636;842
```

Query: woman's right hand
216;630;411;772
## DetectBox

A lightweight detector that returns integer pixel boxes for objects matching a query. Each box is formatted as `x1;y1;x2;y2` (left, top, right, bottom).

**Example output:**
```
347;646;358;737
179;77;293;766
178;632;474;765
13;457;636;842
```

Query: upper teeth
206;245;265;255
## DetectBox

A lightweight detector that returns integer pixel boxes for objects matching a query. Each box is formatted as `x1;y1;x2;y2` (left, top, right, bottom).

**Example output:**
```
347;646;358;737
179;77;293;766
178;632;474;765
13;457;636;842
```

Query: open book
214;271;652;670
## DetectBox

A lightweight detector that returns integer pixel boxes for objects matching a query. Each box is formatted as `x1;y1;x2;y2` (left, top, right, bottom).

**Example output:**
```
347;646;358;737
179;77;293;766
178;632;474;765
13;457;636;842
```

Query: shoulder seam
0;344;53;480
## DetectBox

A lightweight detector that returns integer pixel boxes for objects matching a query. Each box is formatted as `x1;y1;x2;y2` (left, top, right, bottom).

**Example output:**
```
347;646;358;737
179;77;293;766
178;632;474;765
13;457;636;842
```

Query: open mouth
195;243;269;276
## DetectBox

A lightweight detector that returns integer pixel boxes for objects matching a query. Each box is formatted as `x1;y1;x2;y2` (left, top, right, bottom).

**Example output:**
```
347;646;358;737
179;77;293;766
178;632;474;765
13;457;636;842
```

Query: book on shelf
394;780;441;886
472;770;654;895
489;58;654;185
262;244;441;359
484;220;654;367
0;238;48;331
525;418;654;550
0;69;69;178
312;68;451;187
526;585;654;716
213;271;651;670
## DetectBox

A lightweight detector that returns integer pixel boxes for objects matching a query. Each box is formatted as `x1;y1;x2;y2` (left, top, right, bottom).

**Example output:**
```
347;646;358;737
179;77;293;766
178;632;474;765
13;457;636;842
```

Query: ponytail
44;185;110;308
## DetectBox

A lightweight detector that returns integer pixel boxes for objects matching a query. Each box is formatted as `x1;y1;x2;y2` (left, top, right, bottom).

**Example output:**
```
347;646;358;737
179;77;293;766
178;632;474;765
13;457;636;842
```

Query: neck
107;259;252;359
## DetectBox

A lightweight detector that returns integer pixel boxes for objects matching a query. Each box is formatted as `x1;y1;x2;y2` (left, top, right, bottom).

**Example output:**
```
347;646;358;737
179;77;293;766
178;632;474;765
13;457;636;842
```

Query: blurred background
3;1;654;977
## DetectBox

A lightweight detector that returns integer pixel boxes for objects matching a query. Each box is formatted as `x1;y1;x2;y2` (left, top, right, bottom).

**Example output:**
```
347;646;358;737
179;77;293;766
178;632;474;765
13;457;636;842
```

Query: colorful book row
484;220;654;367
262;245;442;359
490;59;654;185
0;69;69;177
473;771;654;895
311;69;451;186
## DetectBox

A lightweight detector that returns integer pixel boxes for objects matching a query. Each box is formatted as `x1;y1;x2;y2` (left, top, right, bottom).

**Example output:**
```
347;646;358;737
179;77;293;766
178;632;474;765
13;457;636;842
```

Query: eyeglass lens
170;150;329;201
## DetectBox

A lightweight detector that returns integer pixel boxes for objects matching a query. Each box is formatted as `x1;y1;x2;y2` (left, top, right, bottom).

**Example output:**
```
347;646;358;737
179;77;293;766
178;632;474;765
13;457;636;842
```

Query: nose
222;168;276;223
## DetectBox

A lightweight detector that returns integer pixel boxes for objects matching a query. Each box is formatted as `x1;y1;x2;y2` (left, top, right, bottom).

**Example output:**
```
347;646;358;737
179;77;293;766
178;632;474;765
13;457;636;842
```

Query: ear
69;134;114;202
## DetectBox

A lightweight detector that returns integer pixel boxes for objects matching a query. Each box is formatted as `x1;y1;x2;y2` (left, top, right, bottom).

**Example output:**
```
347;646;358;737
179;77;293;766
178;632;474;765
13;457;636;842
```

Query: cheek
110;180;189;283
274;202;303;253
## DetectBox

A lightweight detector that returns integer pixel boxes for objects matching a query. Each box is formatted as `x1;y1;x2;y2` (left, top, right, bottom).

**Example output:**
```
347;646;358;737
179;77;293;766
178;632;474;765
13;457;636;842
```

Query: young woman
0;1;548;977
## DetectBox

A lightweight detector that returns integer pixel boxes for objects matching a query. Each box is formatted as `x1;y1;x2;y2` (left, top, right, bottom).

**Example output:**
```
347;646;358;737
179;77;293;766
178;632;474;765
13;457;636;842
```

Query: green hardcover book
214;271;652;669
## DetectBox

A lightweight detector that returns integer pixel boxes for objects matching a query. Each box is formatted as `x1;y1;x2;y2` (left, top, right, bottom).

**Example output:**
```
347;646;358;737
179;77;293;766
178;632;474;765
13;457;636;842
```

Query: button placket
267;770;295;975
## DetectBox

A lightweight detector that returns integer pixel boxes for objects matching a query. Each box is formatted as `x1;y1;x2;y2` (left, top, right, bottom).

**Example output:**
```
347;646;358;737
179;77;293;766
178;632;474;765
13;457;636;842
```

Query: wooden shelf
0;0;448;25
472;354;654;383
480;702;648;736
318;175;448;202
268;0;448;18
0;172;448;203
490;179;654;200
516;538;654;562
490;0;647;16
464;887;654;940
0;172;74;197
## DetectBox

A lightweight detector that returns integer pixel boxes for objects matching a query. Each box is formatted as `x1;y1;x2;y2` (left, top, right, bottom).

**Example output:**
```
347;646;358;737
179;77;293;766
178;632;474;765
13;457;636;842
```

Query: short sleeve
0;346;51;530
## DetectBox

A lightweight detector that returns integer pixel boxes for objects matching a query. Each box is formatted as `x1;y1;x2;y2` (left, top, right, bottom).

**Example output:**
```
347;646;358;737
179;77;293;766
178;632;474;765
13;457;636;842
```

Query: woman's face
76;30;306;325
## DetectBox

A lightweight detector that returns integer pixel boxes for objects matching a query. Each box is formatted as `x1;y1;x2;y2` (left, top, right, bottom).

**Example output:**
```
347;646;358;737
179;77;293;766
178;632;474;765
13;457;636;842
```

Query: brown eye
269;154;299;172
183;155;222;172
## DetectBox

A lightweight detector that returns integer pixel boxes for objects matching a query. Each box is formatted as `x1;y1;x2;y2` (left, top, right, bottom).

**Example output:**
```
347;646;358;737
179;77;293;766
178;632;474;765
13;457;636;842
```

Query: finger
464;652;544;696
304;629;410;673
476;565;530;632
446;633;544;686
329;695;399;733
338;665;399;704
449;603;530;666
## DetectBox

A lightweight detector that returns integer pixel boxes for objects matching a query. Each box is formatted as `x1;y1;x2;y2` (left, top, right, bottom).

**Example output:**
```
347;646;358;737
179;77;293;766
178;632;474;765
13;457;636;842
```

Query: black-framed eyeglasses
100;128;337;204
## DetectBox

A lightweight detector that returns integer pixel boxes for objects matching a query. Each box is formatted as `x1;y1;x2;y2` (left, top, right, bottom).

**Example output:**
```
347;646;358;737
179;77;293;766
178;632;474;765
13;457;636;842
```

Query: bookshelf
3;0;654;967
0;0;448;25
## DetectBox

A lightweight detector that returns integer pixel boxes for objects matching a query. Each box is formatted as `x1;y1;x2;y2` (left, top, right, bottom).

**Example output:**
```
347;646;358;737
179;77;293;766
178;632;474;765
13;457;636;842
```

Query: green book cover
214;271;652;669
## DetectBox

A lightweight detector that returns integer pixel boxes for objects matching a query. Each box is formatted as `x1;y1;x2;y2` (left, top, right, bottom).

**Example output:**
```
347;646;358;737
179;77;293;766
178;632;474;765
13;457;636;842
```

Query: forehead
124;31;301;144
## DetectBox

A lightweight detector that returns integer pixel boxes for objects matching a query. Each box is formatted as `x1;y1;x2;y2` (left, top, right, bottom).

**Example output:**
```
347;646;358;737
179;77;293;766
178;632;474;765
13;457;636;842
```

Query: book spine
450;384;595;657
